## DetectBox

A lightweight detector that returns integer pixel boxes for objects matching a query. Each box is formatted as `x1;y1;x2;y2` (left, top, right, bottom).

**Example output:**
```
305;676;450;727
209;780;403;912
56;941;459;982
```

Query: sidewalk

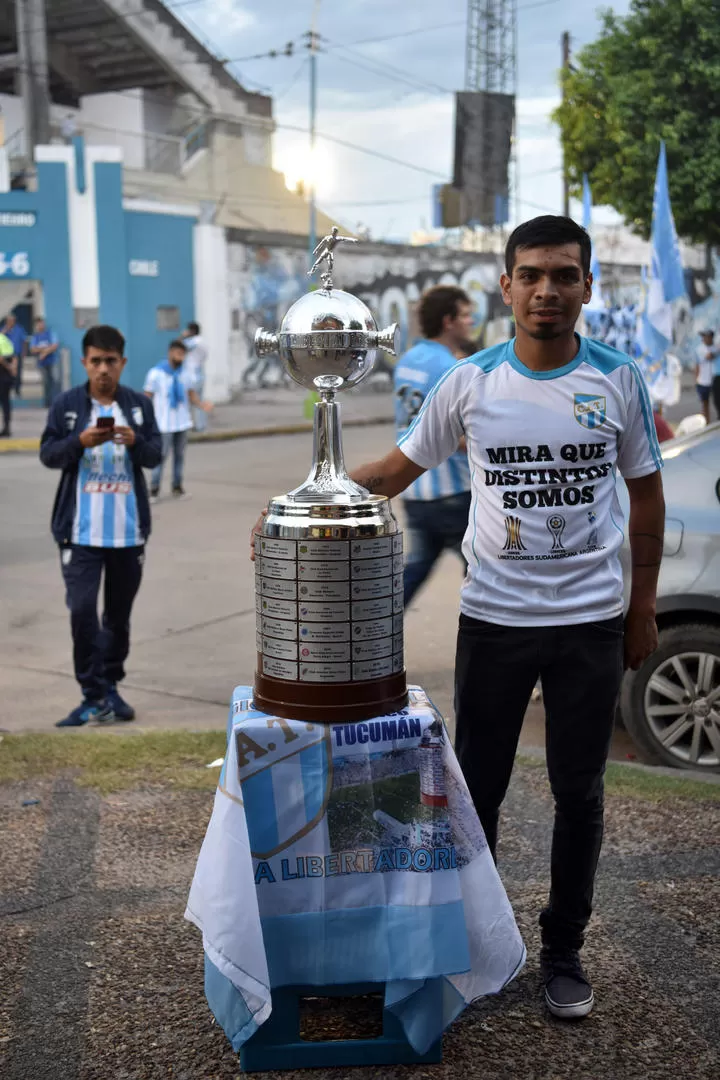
0;384;395;453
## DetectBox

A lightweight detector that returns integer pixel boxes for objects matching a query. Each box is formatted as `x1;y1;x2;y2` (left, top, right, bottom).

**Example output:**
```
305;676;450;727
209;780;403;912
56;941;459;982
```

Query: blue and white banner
186;686;525;1054
582;174;605;315
636;142;686;405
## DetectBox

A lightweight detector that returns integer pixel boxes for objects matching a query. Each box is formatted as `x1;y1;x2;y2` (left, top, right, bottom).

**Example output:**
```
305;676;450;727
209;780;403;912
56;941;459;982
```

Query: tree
553;0;720;245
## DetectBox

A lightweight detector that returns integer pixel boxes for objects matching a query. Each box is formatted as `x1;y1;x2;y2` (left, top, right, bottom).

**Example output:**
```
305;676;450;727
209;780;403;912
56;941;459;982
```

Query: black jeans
454;613;624;951
0;377;11;434
712;375;720;421
403;492;472;606
61;544;145;701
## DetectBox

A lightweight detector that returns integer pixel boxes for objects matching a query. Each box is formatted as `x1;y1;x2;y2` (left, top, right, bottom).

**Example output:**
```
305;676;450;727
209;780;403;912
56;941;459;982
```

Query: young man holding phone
40;325;162;727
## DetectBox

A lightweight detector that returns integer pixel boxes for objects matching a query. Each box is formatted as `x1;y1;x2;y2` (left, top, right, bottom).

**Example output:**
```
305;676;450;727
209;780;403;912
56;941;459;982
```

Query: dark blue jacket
40;383;163;546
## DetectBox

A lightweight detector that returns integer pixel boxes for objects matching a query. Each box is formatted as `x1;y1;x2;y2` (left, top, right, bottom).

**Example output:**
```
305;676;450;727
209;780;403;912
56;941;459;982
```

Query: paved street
0;422;460;732
0;420;645;760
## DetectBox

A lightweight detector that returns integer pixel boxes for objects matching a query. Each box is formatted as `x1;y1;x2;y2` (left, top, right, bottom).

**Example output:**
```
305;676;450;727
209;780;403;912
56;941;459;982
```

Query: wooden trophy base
254;667;408;724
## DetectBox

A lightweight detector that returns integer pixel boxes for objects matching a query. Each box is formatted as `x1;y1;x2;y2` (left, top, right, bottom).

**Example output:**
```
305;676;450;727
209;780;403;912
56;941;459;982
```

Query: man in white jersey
695;328;716;425
40;325;162;727
183;320;209;433
144;339;211;498
345;216;665;1019
394;285;475;605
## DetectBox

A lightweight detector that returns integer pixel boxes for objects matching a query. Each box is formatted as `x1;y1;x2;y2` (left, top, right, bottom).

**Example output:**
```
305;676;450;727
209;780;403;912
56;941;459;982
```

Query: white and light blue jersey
144;362;199;434
394;340;471;501
399;336;662;627
72;401;142;548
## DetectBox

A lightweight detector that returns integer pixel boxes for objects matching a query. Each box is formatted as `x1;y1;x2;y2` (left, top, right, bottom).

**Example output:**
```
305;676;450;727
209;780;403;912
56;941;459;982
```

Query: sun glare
277;142;333;198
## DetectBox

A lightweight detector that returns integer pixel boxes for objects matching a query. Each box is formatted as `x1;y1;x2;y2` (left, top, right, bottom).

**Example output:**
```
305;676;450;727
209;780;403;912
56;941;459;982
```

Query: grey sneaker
540;947;594;1019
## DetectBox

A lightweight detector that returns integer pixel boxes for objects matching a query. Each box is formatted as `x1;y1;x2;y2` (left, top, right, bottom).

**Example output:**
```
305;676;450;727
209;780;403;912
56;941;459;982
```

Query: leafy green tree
554;0;720;244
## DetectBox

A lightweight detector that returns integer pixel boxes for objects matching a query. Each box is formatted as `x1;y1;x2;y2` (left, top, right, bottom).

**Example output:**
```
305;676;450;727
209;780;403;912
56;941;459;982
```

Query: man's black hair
418;285;471;339
169;338;187;352
187;321;200;335
505;215;592;278
82;325;125;356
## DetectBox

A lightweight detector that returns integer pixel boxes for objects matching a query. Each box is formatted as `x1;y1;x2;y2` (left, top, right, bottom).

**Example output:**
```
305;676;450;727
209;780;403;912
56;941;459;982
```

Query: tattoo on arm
363;475;384;493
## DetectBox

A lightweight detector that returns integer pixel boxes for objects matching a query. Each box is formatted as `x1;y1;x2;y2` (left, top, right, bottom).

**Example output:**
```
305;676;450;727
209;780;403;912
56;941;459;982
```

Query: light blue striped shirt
394;340;471;501
72;401;142;548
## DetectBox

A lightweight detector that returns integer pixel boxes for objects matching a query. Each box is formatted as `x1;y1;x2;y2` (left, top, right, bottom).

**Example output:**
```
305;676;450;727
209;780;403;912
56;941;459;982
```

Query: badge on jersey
132;406;143;426
574;394;606;429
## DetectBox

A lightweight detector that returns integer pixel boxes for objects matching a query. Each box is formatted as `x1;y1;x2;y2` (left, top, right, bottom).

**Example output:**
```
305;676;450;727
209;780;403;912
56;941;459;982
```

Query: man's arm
40;401;87;469
188;388;213;413
126;396;163;468
624;470;665;670
0;354;18;379
350;447;425;499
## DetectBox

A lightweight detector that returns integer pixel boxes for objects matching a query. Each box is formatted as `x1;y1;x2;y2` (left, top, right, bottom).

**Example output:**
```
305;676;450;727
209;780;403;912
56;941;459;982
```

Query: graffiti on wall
228;242;508;384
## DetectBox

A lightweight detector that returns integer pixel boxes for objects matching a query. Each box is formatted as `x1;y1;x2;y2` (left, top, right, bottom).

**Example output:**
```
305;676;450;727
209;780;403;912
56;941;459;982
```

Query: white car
618;423;720;772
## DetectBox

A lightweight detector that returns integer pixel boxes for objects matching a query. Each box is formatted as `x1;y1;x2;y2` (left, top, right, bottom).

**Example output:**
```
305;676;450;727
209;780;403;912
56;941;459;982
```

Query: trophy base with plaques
255;494;408;724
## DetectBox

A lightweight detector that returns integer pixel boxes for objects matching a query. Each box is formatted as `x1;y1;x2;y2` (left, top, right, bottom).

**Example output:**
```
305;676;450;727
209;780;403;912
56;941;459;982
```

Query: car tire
620;622;720;772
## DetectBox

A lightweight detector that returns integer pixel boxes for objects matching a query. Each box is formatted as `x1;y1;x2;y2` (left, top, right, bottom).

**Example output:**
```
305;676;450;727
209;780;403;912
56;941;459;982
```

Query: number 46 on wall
0;251;30;277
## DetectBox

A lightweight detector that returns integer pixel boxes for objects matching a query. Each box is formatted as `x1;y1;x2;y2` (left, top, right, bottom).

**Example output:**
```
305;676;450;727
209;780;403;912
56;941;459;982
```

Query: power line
277;120;447;178
322;21;466;52
322;43;453;97
273;59;310;103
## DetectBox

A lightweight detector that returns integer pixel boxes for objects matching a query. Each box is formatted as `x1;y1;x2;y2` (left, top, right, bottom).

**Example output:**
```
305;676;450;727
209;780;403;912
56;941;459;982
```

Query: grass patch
517;753;720;802
0;730;227;794
603;761;720;802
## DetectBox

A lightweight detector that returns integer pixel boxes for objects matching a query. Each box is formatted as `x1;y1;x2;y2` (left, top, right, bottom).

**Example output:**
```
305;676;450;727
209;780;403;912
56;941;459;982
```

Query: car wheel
620;623;720;772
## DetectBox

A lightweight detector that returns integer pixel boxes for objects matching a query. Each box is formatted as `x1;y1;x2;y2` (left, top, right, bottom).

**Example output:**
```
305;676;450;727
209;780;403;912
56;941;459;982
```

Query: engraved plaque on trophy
253;228;408;722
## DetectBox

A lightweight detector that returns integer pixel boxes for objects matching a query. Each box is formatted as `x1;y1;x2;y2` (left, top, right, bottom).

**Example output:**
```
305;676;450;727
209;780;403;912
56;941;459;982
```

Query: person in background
1;312;27;395
696;328;716;425
0;330;17;437
39;325;162;727
653;408;675;443
394;285;475;606
183;320;209;432
30;316;61;406
144;339;212;499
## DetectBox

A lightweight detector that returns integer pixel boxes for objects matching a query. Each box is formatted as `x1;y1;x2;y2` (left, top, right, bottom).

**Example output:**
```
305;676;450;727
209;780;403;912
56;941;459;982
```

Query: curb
0;437;41;454
518;743;720;785
0;415;394;455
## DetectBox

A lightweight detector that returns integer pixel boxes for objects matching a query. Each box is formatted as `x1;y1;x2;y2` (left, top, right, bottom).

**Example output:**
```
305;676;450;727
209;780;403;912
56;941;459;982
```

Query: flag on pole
637;142;686;404
581;174;604;314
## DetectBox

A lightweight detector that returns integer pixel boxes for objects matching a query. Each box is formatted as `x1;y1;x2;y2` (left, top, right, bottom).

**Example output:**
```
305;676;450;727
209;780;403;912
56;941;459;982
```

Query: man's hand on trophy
250;509;268;561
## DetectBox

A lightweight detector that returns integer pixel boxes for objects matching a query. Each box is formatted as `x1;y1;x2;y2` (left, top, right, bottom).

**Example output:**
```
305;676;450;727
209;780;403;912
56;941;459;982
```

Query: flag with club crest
186;685;526;1055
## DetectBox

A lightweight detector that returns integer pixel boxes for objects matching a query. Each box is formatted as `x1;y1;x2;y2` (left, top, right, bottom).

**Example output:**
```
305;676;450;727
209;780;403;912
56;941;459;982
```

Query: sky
179;0;632;241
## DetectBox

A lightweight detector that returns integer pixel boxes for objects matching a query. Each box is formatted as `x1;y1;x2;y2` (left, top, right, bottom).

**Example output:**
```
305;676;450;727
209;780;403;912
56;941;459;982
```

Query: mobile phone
97;416;115;429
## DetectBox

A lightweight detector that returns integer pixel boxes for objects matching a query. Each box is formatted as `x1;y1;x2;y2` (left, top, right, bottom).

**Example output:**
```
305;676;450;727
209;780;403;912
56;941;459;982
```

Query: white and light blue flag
186;686;525;1055
582;174;605;314
638;142;686;402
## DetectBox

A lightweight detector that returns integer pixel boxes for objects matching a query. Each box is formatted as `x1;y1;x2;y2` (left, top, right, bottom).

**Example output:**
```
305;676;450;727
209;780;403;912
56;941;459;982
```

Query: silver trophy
253;228;408;722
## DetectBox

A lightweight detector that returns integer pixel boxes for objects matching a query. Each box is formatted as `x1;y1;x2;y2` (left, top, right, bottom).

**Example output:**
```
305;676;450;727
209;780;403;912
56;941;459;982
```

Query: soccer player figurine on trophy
252;230;408;723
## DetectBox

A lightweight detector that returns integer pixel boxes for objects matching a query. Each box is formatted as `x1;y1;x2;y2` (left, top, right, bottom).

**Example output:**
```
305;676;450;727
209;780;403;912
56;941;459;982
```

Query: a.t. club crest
574;393;606;429
235;714;333;858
